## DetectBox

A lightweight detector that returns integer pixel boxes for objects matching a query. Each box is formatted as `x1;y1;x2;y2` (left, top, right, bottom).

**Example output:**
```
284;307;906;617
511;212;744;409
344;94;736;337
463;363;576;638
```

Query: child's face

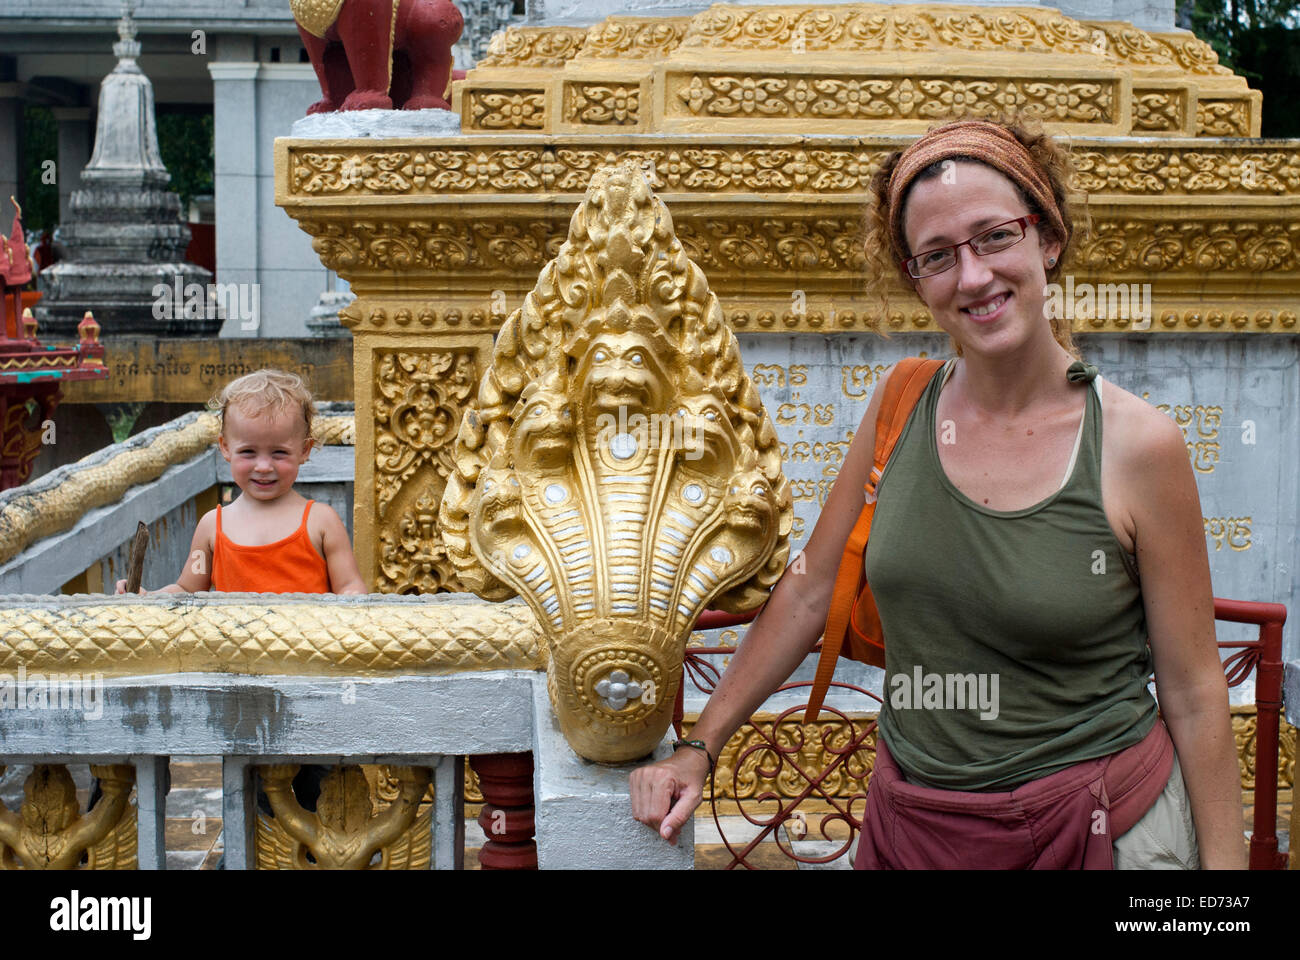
218;403;314;502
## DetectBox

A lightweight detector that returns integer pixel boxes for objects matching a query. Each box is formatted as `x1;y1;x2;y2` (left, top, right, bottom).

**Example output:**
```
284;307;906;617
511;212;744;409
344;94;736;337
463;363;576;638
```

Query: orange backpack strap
802;357;945;724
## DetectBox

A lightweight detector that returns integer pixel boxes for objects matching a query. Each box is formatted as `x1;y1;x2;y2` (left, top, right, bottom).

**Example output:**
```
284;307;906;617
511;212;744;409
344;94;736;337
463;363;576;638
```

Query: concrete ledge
290;108;462;139
0;671;538;756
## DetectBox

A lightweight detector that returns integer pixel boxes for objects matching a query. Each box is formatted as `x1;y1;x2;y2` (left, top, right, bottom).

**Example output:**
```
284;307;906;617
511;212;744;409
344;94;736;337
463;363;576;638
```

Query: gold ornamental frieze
438;162;791;762
479;26;591;69
662;69;1127;135
454;4;1258;137
477;6;1234;75
291;212;1300;277
288;139;1300;199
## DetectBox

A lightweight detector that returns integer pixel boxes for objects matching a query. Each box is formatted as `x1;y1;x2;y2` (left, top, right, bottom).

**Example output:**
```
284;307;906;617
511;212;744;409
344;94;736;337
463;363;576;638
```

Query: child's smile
217;404;314;502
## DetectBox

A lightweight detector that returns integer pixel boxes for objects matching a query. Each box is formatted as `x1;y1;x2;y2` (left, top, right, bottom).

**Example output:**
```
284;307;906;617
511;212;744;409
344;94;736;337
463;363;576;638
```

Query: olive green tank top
865;357;1158;791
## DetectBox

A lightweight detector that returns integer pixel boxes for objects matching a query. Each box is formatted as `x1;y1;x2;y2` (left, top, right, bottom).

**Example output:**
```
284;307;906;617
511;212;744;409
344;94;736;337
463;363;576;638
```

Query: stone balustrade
0;593;693;869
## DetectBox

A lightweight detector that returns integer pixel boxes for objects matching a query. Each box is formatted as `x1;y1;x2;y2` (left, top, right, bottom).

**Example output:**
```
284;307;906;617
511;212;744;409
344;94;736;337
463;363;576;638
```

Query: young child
116;368;365;597
116;369;366;823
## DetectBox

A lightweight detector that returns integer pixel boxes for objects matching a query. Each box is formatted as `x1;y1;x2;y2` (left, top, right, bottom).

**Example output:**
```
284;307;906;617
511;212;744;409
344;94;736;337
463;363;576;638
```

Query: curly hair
209;369;317;443
861;112;1088;359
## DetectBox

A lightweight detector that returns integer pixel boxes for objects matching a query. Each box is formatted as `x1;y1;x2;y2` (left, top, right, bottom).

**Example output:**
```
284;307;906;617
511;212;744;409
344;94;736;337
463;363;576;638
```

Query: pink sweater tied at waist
855;719;1175;869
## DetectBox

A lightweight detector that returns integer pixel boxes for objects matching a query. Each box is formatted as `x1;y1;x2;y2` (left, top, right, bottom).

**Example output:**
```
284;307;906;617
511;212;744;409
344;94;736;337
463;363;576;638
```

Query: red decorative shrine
0;199;108;490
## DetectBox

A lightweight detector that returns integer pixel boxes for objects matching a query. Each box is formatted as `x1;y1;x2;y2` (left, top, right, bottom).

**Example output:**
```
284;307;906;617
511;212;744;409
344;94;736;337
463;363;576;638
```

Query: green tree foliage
21;105;58;235
1183;0;1300;136
155;111;214;215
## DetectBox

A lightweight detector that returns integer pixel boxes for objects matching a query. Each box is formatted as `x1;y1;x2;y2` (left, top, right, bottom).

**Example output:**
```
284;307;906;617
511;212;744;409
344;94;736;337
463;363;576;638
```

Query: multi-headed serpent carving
440;161;791;762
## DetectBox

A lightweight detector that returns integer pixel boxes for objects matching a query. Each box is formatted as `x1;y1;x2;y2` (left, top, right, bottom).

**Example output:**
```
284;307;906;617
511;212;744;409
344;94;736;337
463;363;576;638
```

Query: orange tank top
212;499;332;593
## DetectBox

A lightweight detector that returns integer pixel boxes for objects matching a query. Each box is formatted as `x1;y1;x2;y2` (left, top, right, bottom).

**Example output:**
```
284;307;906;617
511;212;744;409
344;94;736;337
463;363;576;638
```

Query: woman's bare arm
1122;400;1245;869
629;366;893;844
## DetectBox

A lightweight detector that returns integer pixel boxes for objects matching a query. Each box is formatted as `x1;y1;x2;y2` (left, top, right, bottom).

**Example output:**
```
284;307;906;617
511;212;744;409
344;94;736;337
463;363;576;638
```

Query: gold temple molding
0;595;544;676
283;139;1300;199
456;4;1258;137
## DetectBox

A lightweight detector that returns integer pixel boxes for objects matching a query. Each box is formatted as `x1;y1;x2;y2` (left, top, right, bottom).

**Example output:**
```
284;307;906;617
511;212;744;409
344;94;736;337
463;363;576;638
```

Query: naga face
473;464;524;541
509;388;574;473
724;468;778;534
672;393;737;476
577;331;669;416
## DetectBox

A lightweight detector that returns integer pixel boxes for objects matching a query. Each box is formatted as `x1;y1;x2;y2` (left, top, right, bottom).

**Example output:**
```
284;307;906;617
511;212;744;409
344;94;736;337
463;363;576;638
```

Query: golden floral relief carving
373;351;477;594
1074;221;1298;273
293;212;1300;294
468;90;547;130
683;6;1093;56
374;351;475;518
294;214;1299;282
293;149;546;195
563;84;641;125
1130;91;1184;131
0;764;136;870
1197;99;1251;137
295;218;562;275
284;143;1300;200
256;764;431;869
1073;149;1300;195
576;17;691;59
440;162;791;762
478;26;588;67
671;73;1114;124
1151;31;1236;76
464;6;1235;81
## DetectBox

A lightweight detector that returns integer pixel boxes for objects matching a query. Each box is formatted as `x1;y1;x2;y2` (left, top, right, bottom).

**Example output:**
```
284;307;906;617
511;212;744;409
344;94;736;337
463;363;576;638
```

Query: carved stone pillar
469;753;537;870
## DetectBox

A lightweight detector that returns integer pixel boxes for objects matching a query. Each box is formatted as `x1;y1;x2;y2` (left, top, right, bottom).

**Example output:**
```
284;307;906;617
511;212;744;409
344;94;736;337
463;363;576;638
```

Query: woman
629;116;1245;869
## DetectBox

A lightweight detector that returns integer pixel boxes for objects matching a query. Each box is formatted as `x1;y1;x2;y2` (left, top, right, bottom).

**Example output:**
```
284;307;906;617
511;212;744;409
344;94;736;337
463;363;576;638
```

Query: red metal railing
678;598;1290;870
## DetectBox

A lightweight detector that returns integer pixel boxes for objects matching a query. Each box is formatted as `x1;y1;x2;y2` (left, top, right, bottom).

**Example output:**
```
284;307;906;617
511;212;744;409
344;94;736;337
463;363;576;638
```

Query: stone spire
36;0;220;337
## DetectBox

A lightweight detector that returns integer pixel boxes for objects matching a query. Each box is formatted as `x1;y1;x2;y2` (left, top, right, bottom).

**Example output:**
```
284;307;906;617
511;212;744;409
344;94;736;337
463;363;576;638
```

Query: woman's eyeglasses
901;214;1042;280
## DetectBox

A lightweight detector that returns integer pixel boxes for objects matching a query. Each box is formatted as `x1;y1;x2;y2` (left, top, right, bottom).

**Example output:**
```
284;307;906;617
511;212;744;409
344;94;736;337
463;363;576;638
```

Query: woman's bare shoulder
1100;376;1186;472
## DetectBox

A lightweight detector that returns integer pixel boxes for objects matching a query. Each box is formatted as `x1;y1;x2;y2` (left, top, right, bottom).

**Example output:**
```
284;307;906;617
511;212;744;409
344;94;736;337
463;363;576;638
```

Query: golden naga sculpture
255;764;431;869
440;161;792;763
0;764;137;869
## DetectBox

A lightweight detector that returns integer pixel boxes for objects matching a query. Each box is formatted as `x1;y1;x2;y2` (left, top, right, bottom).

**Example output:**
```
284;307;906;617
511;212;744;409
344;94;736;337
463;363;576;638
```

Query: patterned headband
887;120;1066;261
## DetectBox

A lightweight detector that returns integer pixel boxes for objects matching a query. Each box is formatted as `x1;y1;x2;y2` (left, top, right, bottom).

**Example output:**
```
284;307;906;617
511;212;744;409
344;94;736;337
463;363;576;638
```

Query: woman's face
902;162;1061;359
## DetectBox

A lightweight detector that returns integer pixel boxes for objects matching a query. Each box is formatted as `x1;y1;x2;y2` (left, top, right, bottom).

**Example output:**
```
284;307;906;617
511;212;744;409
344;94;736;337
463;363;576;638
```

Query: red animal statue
292;0;464;113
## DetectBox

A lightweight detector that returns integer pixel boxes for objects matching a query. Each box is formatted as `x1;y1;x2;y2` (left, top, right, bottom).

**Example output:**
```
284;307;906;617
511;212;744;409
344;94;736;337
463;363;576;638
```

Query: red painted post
470;753;537;870
1213;598;1289;870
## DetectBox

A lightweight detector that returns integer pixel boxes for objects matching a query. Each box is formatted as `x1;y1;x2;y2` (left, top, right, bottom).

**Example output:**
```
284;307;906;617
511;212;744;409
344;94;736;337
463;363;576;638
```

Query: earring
1047;257;1057;267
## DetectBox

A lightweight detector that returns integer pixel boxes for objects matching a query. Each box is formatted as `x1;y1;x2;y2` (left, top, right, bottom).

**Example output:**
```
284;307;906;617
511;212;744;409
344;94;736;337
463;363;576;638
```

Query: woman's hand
629;747;711;846
114;579;144;595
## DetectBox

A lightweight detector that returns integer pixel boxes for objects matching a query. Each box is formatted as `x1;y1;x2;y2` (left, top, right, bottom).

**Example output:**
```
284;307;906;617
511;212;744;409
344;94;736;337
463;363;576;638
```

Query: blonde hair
861;113;1086;360
209;369;317;443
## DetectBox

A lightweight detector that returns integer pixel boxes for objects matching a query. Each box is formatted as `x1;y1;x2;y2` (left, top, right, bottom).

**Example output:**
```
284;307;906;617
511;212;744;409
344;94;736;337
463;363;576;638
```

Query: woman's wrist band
672;738;715;773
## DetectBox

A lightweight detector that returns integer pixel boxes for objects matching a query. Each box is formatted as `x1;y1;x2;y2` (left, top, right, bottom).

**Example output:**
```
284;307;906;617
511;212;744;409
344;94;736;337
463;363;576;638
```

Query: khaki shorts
1112;752;1200;870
